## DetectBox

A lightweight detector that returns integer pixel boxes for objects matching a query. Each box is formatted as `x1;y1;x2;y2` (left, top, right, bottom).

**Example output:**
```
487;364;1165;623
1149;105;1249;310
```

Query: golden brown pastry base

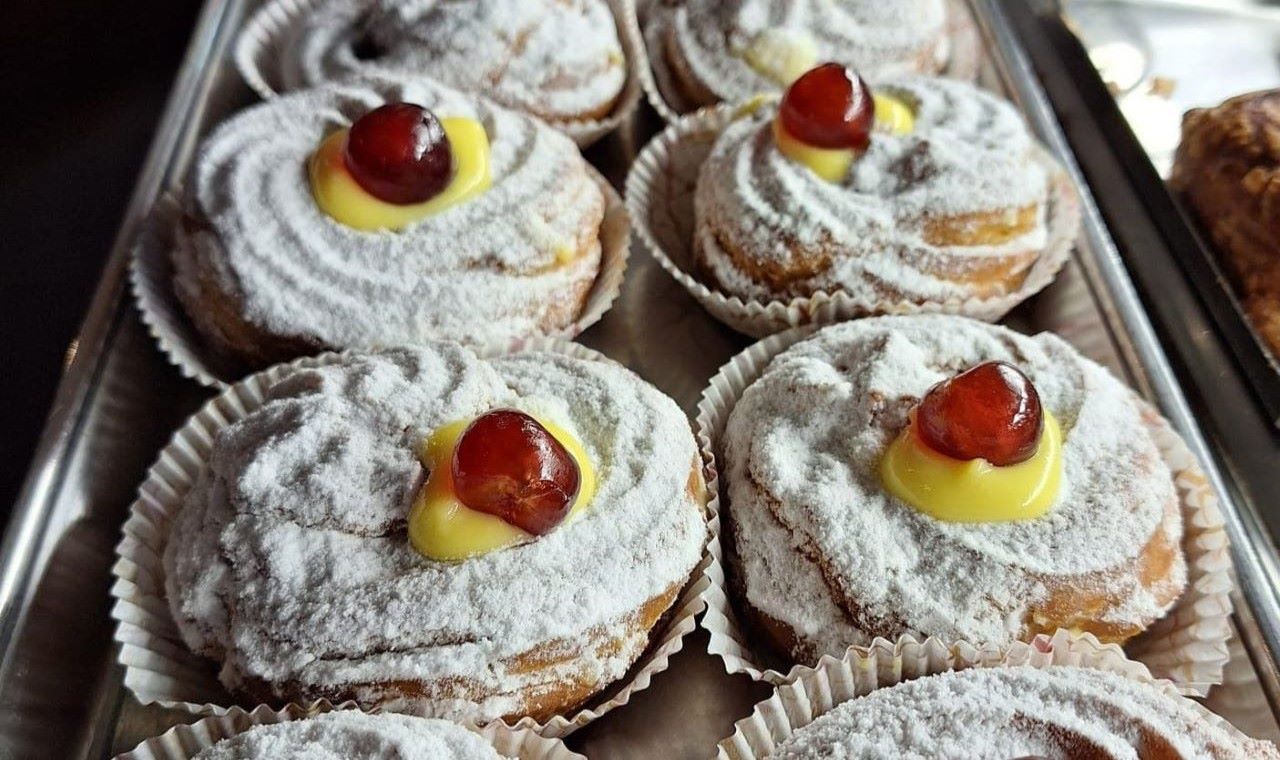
1172;89;1280;360
695;202;1042;301
726;463;1186;667
218;460;707;722
172;212;603;372
235;581;682;723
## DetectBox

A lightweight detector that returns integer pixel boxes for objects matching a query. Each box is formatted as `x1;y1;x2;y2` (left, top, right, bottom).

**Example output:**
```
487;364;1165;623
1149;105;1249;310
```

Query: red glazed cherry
779;63;874;150
451;410;581;536
915;361;1044;466
344;102;453;204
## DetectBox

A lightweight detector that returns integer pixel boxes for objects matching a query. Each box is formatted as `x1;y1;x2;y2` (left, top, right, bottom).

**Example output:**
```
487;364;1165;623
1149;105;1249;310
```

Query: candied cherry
344;102;454;204
779;62;874;150
916;361;1044;467
451;410;581;536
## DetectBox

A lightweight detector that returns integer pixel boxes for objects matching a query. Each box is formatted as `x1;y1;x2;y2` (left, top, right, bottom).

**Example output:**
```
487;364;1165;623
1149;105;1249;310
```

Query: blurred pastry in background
1172;89;1280;360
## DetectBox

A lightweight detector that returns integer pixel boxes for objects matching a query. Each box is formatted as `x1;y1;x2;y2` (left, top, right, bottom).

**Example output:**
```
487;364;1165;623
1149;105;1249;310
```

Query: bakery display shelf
0;0;1278;758
1061;0;1280;430
1005;0;1280;685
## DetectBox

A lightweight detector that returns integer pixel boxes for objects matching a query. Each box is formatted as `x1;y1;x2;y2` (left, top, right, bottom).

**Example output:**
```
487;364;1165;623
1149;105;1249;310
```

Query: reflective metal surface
0;1;1278;758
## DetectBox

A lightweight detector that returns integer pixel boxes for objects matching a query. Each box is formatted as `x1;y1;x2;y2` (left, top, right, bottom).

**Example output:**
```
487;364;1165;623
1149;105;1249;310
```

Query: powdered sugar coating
174;73;603;352
772;666;1278;759
695;77;1050;302
724;316;1185;653
661;0;948;103
191;712;503;759
266;0;625;123
164;346;706;720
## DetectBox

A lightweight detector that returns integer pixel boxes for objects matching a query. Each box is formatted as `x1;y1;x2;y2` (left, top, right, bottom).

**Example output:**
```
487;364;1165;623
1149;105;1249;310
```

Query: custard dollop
880;409;1063;522
310;117;491;231
408;415;597;561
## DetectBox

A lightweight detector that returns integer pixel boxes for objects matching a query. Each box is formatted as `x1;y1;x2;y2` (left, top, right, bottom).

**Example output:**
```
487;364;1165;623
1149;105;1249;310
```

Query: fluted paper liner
714;640;1254;760
694;326;1234;697
625;103;1081;338
634;0;984;124
113;703;583;759
108;339;707;738
235;0;643;148
131;168;630;389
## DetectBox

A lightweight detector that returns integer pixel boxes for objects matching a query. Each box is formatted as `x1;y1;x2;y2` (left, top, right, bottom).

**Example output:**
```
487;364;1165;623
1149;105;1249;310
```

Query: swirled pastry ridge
164;346;706;721
191;712;505;759
657;0;948;107
173;74;605;369
256;0;626;124
694;77;1052;305
723;316;1185;663
772;666;1277;759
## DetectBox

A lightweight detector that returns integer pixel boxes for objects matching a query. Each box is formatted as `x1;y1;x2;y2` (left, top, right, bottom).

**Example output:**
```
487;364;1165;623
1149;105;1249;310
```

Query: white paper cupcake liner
635;0;983;124
235;0;643;148
624;102;1081;339
113;703;584;760
131;169;630;390
108;338;707;738
714;639;1255;760
694;326;1233;697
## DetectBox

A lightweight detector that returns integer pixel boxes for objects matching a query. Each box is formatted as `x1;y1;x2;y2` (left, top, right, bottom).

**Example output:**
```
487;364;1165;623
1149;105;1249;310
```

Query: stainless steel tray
2;0;1279;757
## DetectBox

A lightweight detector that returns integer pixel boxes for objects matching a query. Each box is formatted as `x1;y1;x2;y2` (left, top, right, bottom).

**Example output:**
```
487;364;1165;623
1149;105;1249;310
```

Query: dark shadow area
0;0;201;516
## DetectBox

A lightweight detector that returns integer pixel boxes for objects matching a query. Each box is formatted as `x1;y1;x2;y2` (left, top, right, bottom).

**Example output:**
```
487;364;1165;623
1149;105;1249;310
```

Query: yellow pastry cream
742;28;818;86
408;415;597;562
880;409;1063;523
310;117;491;232
774;93;916;182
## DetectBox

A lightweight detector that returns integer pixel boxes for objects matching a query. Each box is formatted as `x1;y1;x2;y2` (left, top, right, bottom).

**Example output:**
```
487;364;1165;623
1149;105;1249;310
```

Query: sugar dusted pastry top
695;76;1049;301
264;0;625;123
772;666;1278;759
723;316;1183;649
175;73;604;350
663;0;948;103
191;712;504;759
164;346;705;720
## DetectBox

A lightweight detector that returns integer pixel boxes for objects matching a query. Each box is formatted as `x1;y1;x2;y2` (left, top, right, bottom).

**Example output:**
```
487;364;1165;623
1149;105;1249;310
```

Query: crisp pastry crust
163;346;707;722
722;316;1186;665
693;77;1051;305
171;74;605;371
771;666;1279;759
1171;89;1280;361
655;0;949;108
252;0;626;125
191;712;504;759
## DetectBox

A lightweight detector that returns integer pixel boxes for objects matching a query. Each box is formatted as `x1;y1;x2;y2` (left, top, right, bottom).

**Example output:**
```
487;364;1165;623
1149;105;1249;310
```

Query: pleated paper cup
130;169;630;390
714;642;1252;760
235;0;643;148
113;704;583;760
635;0;983;124
108;339;707;738
624;103;1081;339
694;326;1233;697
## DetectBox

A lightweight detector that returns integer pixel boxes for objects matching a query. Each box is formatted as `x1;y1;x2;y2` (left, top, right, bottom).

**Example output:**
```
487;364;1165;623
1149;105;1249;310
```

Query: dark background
0;0;200;514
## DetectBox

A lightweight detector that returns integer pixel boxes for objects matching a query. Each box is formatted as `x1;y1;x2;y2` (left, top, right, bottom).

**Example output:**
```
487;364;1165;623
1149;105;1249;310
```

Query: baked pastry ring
172;74;606;370
694;77;1055;306
722;316;1186;664
768;666;1278;758
1171;89;1280;361
189;711;510;759
654;0;949;108
245;0;627;125
163;345;706;722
